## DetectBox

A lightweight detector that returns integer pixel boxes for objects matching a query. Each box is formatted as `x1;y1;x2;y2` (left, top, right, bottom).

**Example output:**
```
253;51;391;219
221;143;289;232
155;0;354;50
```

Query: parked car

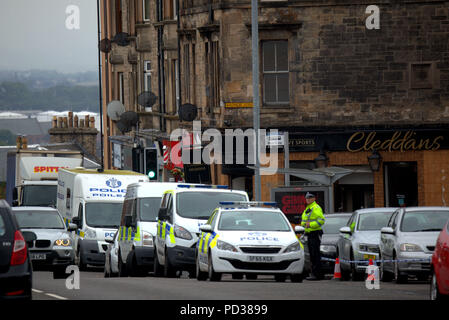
104;230;119;278
303;213;351;275
0;200;36;300
431;220;449;300
337;208;397;281
379;206;449;283
11;207;77;279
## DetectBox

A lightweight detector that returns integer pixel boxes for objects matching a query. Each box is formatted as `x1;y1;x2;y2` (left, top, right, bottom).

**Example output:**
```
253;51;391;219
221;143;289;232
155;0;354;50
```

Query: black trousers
307;230;323;278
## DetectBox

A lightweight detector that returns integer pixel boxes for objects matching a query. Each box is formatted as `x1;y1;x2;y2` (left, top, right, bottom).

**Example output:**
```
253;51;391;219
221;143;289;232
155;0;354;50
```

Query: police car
195;202;305;282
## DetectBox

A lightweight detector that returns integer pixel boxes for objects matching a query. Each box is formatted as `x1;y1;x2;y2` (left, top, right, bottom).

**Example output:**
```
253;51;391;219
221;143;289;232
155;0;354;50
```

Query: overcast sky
0;0;98;73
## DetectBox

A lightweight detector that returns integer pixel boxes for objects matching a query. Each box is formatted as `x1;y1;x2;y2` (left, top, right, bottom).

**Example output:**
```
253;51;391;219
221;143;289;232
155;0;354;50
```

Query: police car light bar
219;201;278;207
177;184;229;189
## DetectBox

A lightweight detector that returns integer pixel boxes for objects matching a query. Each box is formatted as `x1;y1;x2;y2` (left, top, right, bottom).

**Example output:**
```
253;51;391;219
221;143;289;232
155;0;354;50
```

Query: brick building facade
100;0;449;215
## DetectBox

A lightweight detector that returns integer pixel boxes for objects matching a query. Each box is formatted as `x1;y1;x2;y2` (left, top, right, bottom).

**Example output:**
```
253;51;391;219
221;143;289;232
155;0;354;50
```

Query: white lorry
5;149;83;207
56;168;149;269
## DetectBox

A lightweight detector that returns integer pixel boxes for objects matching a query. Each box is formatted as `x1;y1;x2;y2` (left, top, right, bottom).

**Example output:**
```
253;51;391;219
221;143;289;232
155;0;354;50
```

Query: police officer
301;192;325;281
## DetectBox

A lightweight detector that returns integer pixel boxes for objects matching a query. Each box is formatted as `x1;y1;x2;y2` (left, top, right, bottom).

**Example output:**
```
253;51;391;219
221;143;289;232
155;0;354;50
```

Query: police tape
320;257;431;264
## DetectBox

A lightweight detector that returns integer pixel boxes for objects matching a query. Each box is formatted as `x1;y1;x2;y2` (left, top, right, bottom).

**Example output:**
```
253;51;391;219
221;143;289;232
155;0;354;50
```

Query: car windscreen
322;215;351;234
22;185;57;207
357;211;394;231
85;202;123;228
218;210;291;231
400;210;449;232
176;192;247;219
14;210;65;229
139;197;161;222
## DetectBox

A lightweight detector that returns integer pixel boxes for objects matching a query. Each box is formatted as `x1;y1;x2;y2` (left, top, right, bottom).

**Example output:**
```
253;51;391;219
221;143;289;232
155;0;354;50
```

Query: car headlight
54;239;72;247
400;243;423;252
216;240;238;252
174;224;192;240
285;242;302;253
359;244;379;253
84;228;97;240
142;231;153;247
320;244;336;253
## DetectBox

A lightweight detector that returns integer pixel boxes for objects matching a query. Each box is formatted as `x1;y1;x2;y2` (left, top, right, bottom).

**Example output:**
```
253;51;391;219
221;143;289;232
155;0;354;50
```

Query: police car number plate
30;253;46;260
248;256;273;262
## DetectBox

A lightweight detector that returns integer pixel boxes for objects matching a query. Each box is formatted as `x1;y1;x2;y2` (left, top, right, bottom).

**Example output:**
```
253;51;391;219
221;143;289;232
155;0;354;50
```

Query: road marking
32;289;68;300
45;293;68;300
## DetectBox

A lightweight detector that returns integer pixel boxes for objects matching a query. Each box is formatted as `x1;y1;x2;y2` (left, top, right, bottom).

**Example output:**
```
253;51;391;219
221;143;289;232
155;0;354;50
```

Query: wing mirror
22;231;37;246
199;224;212;233
339;226;352;234
294;226;305;234
381;227;395;235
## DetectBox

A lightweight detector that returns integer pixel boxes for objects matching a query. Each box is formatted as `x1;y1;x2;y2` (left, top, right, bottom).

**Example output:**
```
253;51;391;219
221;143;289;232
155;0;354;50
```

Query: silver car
337;208;397;280
11;207;77;279
380;206;449;283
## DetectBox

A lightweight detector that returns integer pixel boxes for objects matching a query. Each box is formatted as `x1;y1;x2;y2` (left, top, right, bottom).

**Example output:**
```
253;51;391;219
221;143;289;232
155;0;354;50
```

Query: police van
56;168;148;270
196;201;306;282
116;182;182;276
154;185;249;278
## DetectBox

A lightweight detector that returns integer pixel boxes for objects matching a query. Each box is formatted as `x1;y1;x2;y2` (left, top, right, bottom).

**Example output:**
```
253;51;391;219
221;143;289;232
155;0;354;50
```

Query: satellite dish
112;32;130;46
115;119;129;134
99;38;112;53
107;101;125;121
179;103;198;122
116;111;139;134
137;91;157;109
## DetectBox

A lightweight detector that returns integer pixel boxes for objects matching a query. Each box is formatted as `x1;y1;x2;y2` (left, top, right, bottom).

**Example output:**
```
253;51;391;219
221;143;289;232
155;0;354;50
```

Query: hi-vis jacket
301;201;325;233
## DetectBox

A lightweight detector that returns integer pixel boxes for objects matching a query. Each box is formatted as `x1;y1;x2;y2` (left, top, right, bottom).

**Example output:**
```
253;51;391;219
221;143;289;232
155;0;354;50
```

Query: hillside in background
0;70;99;112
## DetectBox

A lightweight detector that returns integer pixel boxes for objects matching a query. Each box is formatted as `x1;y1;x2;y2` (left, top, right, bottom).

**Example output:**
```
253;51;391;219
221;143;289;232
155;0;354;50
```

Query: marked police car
195;202;305;282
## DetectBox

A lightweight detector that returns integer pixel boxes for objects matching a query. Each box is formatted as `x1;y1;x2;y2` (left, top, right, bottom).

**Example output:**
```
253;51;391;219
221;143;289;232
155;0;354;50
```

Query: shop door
384;162;418;207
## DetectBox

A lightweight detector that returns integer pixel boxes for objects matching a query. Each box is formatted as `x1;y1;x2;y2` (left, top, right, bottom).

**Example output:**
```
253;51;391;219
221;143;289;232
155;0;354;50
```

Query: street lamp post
252;0;261;201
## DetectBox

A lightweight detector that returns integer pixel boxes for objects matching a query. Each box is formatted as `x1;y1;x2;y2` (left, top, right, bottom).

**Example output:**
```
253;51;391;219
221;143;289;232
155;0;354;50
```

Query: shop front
261;126;449;217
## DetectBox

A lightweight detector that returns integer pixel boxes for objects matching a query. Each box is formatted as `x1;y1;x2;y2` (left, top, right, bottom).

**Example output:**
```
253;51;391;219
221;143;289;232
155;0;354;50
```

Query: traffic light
144;147;158;180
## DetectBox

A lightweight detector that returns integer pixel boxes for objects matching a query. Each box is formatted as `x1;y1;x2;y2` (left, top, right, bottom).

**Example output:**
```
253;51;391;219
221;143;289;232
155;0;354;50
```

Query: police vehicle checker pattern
196;202;306;282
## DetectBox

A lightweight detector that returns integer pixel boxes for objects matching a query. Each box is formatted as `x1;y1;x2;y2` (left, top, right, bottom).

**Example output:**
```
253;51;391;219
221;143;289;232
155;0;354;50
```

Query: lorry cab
116;182;182;276
154;184;249;278
56;168;148;269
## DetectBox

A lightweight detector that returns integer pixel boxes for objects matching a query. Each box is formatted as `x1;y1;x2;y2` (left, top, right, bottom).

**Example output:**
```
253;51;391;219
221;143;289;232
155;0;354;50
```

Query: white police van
154;185;249;278
196;201;305;282
57;168;148;270
116;182;182;276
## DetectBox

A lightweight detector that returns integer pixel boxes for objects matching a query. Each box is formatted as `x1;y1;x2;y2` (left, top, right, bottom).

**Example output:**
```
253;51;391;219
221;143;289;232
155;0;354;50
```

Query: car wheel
76;245;88;272
290;273;304;283
350;251;362;281
379;254;392;282
393;252;407;284
208;252;222;282
430;269;447;301
153;248;163;277
196;253;208;281
274;274;287;282
118;250;128;277
164;247;177;278
338;250;350;281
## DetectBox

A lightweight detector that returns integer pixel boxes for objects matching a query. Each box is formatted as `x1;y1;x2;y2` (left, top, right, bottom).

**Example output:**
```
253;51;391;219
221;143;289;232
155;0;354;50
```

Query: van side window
66;188;71;209
77;204;83;228
160;193;169;209
166;194;173;223
131;199;138;226
391;210;400;230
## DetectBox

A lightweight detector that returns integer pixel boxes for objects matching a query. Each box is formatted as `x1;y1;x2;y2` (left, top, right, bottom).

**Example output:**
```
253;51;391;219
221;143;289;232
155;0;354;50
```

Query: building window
144;60;152;93
143;0;151;21
115;0;123;34
205;40;220;114
163;0;177;20
118;72;125;104
183;43;190;102
262;40;289;105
